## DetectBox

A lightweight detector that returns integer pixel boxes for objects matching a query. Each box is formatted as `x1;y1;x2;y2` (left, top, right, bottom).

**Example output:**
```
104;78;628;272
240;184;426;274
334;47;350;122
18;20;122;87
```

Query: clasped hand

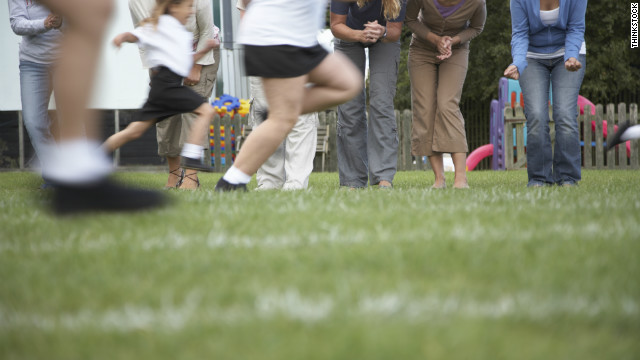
436;36;453;60
361;20;385;45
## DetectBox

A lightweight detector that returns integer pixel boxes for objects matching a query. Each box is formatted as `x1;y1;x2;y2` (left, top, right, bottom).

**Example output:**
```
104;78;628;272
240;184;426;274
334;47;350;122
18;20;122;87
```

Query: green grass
1;169;639;360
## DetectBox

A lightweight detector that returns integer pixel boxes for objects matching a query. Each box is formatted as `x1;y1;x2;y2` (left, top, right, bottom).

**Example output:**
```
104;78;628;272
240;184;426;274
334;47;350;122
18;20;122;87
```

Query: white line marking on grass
1;290;637;333
256;289;333;322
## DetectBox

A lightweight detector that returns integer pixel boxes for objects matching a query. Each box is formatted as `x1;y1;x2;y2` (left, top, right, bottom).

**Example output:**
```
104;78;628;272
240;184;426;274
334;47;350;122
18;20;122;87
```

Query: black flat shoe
180;156;214;172
51;179;166;215
214;177;247;192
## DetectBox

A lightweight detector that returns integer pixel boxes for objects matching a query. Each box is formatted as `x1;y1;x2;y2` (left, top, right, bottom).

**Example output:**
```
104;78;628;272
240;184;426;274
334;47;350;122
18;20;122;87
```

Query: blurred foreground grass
0;169;639;359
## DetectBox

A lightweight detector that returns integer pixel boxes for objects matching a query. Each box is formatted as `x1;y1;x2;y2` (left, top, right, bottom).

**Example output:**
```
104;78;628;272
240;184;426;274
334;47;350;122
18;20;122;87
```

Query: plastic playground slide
466;144;493;171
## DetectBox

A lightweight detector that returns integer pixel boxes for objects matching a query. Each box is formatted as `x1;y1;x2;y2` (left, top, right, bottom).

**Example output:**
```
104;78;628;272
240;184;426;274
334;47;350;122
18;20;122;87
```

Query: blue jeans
334;39;400;187
519;55;586;186
19;60;55;164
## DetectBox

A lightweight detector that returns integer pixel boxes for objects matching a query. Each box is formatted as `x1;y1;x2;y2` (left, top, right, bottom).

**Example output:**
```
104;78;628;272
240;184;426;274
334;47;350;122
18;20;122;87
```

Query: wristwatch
382;27;387;39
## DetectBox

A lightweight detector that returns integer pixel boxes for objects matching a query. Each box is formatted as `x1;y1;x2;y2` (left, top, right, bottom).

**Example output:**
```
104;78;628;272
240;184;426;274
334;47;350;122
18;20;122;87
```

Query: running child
103;0;218;172
215;0;362;191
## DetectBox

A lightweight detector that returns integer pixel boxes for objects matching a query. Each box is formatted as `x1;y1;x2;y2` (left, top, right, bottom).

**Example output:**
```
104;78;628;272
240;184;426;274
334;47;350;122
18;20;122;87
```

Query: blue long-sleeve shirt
509;0;587;73
8;0;61;64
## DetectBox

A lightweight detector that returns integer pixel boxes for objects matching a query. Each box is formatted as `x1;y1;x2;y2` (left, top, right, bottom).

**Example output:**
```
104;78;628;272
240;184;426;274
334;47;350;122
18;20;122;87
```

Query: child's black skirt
138;66;206;123
244;44;328;78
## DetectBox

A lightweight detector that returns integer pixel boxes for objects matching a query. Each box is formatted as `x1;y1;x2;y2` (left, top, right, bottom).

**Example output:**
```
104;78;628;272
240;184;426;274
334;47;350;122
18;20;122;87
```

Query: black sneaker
607;121;631;152
180;156;214;172
214;177;247;192
51;179;167;215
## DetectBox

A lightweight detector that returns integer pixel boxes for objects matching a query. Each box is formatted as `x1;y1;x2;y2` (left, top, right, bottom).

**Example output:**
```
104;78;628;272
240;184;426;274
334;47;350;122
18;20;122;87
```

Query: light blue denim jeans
19;60;55;164
334;39;400;187
519;54;586;186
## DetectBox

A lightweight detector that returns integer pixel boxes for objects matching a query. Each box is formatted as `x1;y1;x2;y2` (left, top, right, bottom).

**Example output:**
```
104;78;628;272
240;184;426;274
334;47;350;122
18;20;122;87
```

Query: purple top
434;0;467;18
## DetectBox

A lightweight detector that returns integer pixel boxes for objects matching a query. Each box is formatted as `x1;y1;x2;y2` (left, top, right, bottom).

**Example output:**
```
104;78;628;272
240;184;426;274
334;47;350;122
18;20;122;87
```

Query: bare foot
432;177;446;189
453;178;469;189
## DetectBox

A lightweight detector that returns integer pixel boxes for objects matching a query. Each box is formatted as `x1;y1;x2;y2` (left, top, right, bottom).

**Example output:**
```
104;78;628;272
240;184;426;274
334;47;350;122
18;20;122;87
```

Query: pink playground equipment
466;78;632;171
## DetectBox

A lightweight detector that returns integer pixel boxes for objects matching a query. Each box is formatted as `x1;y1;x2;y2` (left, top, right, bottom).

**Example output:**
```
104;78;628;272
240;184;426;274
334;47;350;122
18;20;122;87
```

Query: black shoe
607;121;631;152
180;156;214;172
51;179;167;215
214;177;247;192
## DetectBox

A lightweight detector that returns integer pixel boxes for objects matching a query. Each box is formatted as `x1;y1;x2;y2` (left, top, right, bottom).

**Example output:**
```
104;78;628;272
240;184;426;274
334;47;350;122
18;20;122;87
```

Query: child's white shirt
237;0;326;48
131;15;193;77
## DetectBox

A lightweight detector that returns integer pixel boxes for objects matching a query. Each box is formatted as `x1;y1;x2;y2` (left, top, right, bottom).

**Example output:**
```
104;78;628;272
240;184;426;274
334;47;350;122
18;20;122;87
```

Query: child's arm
193;38;220;63
113;32;139;48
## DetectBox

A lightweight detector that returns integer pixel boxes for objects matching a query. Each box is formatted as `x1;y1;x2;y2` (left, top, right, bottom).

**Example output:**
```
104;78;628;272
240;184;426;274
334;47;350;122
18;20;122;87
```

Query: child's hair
140;0;186;28
357;0;401;20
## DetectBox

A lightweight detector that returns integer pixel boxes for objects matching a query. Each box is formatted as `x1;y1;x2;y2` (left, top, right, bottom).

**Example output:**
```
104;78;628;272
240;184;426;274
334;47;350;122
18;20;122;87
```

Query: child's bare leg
103;120;154;152
185;103;215;146
302;52;363;115
231;76;306;176
179;103;215;174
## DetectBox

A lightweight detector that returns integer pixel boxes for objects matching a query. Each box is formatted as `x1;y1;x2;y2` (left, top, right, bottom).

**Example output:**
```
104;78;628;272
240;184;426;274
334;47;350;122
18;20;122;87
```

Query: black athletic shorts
138;66;206;123
244;44;329;78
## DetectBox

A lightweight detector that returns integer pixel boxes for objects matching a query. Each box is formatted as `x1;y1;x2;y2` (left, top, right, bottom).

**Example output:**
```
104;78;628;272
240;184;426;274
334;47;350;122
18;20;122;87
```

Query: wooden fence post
630;104;639;169
606;104;616;168
617;103;627;168
583;105;593;169
503;106;514;170
595;105;604;169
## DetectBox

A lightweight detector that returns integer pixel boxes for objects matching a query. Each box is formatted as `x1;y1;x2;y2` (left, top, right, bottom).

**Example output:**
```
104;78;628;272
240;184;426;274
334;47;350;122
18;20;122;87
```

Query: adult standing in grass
214;0;362;191
9;0;62;188
330;0;407;190
405;0;486;189
129;0;221;190
504;0;587;187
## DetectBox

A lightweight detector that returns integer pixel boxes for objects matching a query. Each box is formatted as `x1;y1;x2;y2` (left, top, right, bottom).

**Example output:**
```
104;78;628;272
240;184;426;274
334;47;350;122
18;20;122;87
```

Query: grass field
1;169;639;360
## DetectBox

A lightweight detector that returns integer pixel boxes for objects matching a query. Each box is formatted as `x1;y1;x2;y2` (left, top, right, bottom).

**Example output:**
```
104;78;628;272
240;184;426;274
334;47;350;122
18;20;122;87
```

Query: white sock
180;143;203;159
621;125;640;141
222;165;252;184
41;139;112;184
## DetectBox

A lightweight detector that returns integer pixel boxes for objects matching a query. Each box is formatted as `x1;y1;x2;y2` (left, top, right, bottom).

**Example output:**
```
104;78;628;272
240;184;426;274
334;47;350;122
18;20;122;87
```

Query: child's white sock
181;143;203;159
222;165;251;185
621;125;640;141
42;139;112;184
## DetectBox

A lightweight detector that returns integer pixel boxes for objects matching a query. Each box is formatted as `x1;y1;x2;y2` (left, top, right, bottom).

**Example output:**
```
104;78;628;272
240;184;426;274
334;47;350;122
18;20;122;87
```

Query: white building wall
0;0;249;111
